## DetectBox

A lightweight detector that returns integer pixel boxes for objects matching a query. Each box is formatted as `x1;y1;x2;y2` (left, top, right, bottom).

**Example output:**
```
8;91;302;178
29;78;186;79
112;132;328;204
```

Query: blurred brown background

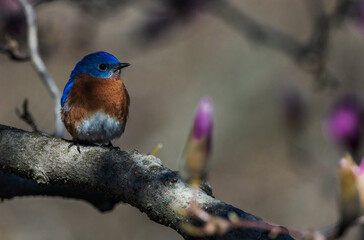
1;0;364;239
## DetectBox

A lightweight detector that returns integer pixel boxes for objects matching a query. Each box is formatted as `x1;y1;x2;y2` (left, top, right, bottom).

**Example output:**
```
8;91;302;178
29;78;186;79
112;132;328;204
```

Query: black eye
98;64;107;70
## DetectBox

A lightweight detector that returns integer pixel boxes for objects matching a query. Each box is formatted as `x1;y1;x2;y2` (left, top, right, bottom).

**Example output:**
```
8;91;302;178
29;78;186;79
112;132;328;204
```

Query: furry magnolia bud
183;97;213;185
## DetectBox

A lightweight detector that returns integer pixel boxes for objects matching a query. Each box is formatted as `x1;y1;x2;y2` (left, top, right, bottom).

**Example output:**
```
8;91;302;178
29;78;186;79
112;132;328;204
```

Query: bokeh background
1;0;364;239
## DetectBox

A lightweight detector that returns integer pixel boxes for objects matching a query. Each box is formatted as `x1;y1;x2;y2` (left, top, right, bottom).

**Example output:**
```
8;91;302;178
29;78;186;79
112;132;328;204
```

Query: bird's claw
68;139;81;153
68;139;119;153
103;141;119;151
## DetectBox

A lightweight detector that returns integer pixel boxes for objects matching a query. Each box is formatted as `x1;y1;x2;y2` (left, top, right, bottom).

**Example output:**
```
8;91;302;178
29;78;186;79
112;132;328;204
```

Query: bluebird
61;51;130;151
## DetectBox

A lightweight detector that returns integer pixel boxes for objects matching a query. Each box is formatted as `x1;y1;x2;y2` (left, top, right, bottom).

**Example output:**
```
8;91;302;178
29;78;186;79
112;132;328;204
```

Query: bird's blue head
61;51;130;106
71;51;130;79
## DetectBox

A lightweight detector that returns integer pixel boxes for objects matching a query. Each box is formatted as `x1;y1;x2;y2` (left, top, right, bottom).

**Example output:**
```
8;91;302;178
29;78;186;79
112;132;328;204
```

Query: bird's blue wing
61;78;74;107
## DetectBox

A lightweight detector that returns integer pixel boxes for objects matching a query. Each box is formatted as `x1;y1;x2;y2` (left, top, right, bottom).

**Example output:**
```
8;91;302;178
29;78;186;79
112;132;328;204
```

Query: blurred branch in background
140;0;361;88
19;0;63;137
210;1;302;61
208;0;336;88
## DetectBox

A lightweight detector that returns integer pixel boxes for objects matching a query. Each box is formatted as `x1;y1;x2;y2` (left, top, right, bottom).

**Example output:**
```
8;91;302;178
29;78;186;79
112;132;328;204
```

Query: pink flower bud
325;95;363;154
182;97;214;184
193;97;213;152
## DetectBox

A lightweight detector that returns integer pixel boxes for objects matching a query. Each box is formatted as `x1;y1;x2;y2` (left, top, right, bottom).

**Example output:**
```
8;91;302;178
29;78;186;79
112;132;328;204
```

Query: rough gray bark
0;124;294;240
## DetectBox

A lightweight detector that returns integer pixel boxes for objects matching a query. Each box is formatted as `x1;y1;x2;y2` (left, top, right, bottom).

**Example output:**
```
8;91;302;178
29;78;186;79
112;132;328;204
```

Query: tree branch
0;124;294;240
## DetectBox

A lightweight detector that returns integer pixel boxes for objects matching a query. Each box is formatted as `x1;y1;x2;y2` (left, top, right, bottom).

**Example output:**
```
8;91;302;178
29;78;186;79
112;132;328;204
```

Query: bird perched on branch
60;51;130;152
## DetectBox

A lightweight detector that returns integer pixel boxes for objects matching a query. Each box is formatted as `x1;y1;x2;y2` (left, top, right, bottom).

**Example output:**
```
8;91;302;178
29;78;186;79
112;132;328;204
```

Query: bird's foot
103;141;120;151
67;138;87;153
68;141;81;153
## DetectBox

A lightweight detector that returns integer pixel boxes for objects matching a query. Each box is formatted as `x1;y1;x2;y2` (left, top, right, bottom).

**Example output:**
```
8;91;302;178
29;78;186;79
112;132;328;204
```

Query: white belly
76;111;123;143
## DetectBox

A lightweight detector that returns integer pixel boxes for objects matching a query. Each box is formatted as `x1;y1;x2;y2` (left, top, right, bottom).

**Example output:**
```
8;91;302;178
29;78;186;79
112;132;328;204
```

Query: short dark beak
116;62;130;70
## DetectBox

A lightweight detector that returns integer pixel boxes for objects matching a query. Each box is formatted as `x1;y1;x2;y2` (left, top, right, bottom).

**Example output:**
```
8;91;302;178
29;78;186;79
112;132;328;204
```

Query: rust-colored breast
61;73;130;138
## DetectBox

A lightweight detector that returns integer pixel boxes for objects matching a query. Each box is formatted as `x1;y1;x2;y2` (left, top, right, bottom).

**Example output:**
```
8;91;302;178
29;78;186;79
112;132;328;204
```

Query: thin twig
303;0;333;88
184;202;335;240
19;0;63;137
208;0;342;88
15;99;38;132
210;0;303;60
